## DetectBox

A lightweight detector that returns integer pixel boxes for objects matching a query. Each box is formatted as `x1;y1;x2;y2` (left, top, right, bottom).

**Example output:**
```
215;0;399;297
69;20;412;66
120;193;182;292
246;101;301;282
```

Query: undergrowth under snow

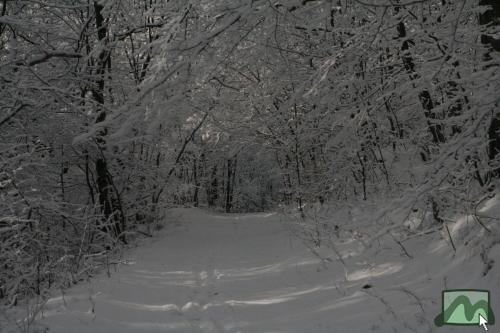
2;195;500;333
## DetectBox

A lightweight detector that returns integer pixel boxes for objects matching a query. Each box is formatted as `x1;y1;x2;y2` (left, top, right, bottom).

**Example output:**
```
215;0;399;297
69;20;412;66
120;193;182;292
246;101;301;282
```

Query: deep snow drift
3;200;500;332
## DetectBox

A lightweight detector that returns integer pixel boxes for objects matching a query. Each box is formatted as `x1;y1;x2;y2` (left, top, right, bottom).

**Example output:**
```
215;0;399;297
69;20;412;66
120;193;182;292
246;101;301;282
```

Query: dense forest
1;0;499;310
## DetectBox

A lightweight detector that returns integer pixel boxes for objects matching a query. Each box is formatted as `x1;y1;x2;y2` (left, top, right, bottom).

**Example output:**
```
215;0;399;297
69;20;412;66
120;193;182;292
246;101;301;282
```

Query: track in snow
33;209;490;332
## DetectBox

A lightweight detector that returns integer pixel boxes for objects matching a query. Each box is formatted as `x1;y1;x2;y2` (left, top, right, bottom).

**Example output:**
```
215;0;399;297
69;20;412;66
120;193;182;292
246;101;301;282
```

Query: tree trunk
193;157;199;207
479;0;500;177
225;158;235;213
92;1;125;241
397;16;445;144
207;166;218;207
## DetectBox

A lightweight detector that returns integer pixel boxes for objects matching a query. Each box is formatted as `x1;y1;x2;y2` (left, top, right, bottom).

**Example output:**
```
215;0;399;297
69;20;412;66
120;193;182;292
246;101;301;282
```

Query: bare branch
12;51;83;67
0;103;27;128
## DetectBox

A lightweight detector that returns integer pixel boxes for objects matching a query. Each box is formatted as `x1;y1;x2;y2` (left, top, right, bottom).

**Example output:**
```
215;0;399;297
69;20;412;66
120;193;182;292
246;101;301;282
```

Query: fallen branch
0;103;27;128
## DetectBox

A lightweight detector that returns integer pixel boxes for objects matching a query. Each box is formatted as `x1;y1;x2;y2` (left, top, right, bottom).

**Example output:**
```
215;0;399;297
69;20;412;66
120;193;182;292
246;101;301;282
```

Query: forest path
36;208;487;332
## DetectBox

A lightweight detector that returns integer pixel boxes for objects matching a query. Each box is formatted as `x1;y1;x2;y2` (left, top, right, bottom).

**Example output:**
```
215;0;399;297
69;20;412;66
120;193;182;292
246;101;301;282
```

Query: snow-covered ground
4;200;500;332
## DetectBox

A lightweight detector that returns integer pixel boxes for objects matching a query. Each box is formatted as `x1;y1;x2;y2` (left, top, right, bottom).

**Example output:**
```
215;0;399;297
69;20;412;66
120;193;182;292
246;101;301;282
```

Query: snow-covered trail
36;208;498;333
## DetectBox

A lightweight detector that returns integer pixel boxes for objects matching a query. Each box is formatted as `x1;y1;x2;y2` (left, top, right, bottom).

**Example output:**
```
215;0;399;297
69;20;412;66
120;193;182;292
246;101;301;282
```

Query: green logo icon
435;289;495;330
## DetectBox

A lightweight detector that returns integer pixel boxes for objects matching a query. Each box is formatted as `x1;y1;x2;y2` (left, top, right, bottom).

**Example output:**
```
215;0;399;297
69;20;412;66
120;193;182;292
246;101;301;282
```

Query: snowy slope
4;204;500;333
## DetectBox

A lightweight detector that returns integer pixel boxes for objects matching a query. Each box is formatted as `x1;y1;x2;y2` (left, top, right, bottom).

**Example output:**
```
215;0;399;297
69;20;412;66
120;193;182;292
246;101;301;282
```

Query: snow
5;206;500;332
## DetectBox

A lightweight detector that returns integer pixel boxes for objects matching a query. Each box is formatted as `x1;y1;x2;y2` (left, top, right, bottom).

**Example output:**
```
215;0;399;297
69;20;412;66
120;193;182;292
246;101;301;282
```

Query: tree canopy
1;0;499;305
